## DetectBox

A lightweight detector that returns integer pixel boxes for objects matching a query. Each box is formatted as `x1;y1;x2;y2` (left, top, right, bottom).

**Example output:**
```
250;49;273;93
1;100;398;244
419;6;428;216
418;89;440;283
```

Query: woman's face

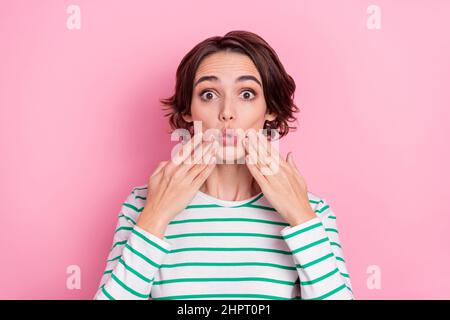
183;51;276;163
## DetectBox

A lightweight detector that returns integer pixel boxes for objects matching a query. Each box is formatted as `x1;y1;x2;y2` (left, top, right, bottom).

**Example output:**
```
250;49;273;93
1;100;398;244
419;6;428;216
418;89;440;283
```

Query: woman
94;30;354;300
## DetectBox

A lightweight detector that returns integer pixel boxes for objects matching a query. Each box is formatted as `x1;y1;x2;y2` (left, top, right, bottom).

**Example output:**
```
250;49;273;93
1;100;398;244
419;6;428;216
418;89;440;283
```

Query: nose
219;103;235;122
220;113;234;121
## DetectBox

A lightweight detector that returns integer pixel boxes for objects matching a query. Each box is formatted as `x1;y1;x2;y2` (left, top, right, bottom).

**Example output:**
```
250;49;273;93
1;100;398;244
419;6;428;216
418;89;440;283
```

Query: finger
245;154;268;187
192;156;217;187
242;134;251;158
188;139;213;165
259;133;284;178
151;161;168;177
246;131;266;166
245;132;260;168
257;131;282;167
203;140;219;164
287;152;297;171
248;131;277;176
243;134;280;184
259;132;288;177
190;139;219;166
183;132;207;164
186;143;219;178
172;131;204;165
177;139;217;177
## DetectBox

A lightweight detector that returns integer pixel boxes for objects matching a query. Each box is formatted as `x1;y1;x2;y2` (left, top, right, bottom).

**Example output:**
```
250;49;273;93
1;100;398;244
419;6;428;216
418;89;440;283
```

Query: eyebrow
194;75;262;88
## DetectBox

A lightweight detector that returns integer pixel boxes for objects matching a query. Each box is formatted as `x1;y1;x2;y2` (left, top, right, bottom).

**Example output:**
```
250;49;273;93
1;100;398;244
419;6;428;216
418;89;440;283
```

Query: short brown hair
160;30;299;139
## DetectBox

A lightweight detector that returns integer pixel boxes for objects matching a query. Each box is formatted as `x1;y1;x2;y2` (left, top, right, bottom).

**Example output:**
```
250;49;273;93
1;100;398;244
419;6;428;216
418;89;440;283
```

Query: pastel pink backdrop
1;0;449;299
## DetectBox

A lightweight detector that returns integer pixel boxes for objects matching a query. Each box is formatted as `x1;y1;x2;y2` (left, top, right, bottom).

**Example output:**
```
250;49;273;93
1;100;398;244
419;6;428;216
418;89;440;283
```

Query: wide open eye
240;89;256;100
199;90;218;101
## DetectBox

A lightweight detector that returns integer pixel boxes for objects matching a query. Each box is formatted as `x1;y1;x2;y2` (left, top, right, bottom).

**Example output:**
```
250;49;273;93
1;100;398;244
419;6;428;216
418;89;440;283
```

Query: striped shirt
94;185;354;300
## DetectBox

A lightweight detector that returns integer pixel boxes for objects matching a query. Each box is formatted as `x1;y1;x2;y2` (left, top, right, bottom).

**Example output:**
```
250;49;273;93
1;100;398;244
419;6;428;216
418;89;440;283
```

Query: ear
264;112;277;122
182;113;193;123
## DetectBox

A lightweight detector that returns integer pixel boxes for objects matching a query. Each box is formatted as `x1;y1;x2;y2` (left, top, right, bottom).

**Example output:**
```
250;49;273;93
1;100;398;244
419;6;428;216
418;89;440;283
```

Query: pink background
1;0;449;299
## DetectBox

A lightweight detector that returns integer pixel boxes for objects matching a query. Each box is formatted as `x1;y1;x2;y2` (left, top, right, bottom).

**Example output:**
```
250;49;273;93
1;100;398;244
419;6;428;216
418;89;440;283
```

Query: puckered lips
221;127;238;147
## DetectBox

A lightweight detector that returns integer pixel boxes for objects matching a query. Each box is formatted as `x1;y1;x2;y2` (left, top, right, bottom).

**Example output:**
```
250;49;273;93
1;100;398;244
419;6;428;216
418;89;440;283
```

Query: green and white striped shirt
94;185;354;300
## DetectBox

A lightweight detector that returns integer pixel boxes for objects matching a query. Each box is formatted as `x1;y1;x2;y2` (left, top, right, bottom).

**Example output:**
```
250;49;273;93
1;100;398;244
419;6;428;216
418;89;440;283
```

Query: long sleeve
280;198;354;300
93;187;172;300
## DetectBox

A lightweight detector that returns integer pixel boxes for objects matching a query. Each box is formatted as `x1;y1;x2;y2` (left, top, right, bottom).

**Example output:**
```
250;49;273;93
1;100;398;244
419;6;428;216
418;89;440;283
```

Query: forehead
194;51;261;81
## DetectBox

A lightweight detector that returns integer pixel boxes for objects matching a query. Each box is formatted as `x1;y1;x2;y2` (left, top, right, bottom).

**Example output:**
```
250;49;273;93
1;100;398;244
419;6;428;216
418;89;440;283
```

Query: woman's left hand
243;131;317;227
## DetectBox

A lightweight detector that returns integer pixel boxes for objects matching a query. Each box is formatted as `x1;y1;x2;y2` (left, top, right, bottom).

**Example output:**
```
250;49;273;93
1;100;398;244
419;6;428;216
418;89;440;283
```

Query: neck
199;164;261;201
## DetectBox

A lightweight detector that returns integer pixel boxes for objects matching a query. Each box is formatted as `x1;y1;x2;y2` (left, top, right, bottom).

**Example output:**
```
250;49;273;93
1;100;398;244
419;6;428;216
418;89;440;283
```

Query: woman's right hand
136;132;219;238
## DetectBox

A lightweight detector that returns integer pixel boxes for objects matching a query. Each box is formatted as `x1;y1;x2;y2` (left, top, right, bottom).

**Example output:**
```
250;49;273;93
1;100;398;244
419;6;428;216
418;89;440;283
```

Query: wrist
136;208;169;237
287;208;317;227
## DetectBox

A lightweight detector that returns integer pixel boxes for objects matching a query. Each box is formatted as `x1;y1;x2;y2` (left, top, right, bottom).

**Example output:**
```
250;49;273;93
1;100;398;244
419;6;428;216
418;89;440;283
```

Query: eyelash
199;89;257;102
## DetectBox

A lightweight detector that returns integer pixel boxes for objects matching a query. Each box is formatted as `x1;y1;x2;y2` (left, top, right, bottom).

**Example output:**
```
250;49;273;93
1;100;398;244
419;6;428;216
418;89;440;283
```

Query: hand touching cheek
243;131;316;227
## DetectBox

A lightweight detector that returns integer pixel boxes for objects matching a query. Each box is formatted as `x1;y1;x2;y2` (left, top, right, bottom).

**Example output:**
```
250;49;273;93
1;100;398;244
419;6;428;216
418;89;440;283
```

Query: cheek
238;106;267;129
190;104;218;128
